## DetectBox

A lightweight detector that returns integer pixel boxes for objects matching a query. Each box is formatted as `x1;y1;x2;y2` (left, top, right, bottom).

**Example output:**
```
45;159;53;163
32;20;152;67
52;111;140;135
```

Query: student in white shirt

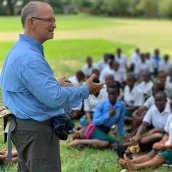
123;103;172;171
145;52;154;75
134;53;152;78
130;91;171;147
99;60;114;82
82;56;97;78
156;71;172;98
115;48;128;71
112;61;127;87
130;48;140;72
68;70;85;86
130;83;165;136
96;53;110;72
123;73;142;122
136;71;153;104
158;54;172;74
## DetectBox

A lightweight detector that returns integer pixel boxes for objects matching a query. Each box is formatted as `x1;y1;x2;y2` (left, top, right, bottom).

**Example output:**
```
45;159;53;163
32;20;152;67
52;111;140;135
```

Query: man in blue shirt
0;1;104;172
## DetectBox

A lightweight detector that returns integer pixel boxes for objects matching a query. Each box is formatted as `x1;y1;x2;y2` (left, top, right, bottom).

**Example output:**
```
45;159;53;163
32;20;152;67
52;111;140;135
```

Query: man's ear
27;18;35;29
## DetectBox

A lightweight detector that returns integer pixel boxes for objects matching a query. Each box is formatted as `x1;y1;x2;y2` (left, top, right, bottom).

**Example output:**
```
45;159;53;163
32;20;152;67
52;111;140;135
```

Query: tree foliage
0;0;172;18
159;0;172;17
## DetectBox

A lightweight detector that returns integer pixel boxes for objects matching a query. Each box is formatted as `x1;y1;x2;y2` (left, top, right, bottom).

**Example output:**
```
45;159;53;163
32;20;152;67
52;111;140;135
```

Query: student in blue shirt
0;1;104;172
92;83;126;136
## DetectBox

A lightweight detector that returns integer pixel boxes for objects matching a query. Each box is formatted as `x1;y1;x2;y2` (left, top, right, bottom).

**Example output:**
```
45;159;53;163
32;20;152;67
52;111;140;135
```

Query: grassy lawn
0;14;172;171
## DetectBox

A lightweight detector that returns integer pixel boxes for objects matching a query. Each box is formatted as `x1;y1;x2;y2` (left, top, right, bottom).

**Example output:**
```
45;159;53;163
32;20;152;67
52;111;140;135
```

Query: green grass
0;14;172;171
0;13;121;31
0;39;134;77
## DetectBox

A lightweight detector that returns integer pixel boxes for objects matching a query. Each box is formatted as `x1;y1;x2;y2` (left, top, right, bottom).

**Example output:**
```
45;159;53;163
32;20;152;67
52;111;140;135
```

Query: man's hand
86;74;104;95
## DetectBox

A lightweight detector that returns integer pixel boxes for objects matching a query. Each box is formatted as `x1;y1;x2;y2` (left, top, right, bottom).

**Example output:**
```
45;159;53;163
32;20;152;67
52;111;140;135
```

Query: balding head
21;1;51;28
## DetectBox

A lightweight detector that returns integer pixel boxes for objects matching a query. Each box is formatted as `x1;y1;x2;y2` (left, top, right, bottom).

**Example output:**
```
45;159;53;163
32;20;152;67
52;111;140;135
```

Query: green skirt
161;149;172;164
90;128;119;143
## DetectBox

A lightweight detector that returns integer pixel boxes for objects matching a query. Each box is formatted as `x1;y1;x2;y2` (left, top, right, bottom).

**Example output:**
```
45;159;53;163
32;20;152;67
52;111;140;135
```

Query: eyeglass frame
31;16;56;24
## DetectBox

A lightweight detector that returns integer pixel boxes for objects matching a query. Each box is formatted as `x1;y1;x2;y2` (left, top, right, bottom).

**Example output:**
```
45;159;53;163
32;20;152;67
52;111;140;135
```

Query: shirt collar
19;34;44;57
155;100;171;115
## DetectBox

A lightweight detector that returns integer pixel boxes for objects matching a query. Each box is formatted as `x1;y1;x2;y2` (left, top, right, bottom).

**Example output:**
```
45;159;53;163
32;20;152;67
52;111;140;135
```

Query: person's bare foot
118;159;126;167
124;154;137;171
69;139;80;147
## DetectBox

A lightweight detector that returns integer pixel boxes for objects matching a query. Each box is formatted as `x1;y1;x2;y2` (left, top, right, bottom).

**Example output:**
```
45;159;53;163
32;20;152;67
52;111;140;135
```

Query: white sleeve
84;97;91;112
143;108;153;125
164;115;172;133
144;97;154;108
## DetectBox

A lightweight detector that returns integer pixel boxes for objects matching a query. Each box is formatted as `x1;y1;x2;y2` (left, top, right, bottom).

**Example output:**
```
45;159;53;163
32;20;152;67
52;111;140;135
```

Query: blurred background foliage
1;0;172;18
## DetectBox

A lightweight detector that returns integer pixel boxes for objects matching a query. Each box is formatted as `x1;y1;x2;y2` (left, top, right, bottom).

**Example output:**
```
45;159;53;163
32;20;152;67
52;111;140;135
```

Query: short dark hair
107;83;120;93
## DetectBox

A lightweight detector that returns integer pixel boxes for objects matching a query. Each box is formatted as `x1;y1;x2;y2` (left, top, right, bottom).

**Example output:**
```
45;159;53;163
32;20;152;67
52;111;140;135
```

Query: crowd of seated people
68;47;172;171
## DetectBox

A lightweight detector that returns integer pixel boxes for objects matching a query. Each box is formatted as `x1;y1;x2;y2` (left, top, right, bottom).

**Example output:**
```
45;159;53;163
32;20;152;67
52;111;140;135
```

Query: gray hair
21;1;49;28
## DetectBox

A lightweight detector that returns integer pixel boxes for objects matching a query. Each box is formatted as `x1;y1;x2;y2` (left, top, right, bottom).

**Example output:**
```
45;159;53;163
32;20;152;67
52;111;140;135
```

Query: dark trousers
11;117;61;172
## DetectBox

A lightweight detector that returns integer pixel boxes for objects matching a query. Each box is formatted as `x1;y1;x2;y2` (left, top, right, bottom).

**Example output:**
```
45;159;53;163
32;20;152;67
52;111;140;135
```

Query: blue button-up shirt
92;99;126;136
0;34;89;122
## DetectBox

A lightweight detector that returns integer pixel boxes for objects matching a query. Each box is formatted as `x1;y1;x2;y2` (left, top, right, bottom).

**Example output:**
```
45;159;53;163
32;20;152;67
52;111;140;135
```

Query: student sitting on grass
130;82;165;136
123;73;143;123
120;101;172;171
92;84;126;137
125;91;171;149
69;122;119;149
135;71;153;104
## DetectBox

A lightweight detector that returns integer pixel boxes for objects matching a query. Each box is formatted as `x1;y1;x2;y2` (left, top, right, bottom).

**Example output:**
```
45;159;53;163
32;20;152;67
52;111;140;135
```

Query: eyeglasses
31;17;56;24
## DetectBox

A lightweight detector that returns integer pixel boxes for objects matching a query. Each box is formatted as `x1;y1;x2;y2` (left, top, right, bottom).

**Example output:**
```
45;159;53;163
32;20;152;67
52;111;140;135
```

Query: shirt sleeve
92;101;109;126
20;60;89;109
143;108;152;125
84;97;91;112
115;104;125;136
164;115;171;133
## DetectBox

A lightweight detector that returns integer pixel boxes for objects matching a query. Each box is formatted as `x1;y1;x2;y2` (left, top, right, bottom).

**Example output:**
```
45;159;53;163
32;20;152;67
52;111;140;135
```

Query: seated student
128;91;171;148
130;48;140;72
92;84;126;137
145;52;154;75
114;48;128;72
157;71;172;99
120;102;172;171
134;53;152;78
99;60;115;82
0;150;18;169
101;74;121;98
96;53;110;72
69;123;119;149
81;56;97;78
123;73;143;123
68;70;85;86
136;71;153;104
112;61;127;89
131;83;165;136
158;54;172;74
91;68;100;80
151;49;161;77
